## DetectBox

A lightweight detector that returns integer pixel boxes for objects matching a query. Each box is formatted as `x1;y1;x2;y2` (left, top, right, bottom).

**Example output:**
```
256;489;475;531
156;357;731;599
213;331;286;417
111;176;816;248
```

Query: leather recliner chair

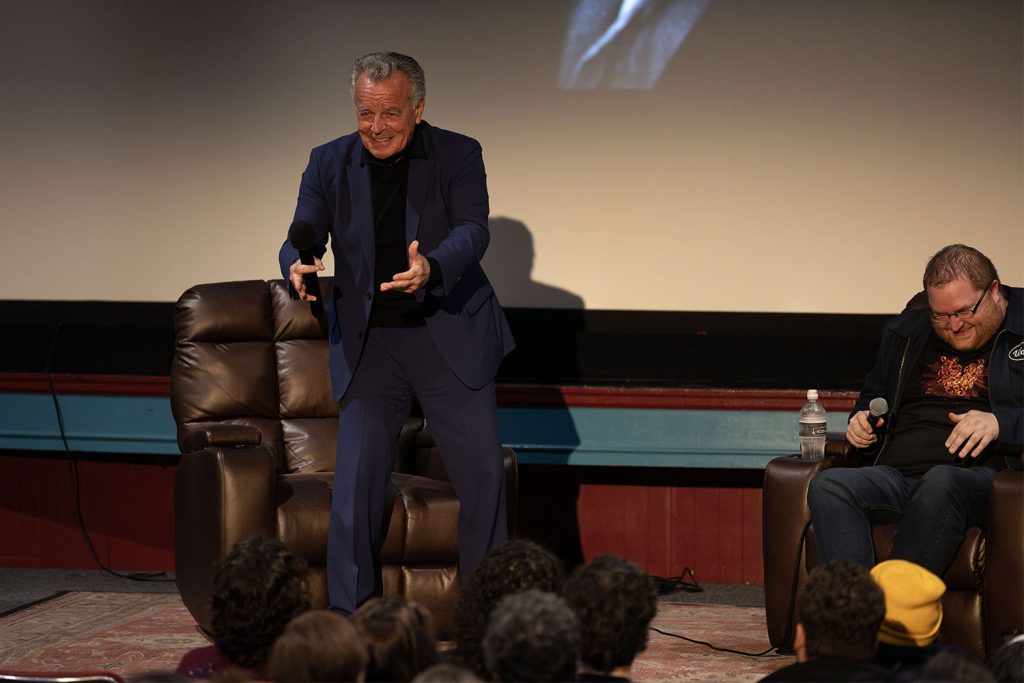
170;279;517;639
762;437;1023;658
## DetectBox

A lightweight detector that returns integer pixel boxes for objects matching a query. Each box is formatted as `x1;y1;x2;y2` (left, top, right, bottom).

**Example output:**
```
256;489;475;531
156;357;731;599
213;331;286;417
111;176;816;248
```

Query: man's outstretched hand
380;240;430;294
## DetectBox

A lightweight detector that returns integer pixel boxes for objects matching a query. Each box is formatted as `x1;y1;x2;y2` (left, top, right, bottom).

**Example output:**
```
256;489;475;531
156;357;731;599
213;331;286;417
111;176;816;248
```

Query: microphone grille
288;220;317;250
868;397;889;417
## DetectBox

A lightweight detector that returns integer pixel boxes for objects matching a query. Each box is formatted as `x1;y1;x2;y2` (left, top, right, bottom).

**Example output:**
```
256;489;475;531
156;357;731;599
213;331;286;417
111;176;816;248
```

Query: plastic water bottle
799;389;827;459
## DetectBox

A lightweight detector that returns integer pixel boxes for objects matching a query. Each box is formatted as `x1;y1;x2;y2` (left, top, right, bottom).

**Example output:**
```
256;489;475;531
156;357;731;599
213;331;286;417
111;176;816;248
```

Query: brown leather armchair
762;436;1023;658
170;279;517;639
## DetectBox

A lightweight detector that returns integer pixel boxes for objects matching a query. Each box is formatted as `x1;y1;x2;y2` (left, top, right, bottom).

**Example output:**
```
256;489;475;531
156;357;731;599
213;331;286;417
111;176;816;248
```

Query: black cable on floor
649;565;779;658
650;565;703;595
46;323;174;583
650;625;779;658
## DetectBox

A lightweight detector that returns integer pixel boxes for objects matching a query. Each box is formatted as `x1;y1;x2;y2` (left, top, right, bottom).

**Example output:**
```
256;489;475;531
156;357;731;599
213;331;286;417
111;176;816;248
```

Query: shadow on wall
484;216;586;566
483;217;586;311
484;215;587;387
485;215;589;382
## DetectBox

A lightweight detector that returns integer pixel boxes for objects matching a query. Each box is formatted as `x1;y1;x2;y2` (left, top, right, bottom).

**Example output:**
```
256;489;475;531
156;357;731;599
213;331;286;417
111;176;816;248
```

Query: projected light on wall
560;0;712;89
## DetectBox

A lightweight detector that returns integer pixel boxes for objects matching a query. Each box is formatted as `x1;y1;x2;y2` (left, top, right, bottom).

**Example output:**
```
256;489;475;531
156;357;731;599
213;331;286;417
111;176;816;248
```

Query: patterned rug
636;603;791;681
0;592;793;681
0;592;210;675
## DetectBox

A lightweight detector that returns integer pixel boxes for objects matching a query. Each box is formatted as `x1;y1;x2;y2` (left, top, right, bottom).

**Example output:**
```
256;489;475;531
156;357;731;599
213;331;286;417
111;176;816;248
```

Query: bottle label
799;422;827;437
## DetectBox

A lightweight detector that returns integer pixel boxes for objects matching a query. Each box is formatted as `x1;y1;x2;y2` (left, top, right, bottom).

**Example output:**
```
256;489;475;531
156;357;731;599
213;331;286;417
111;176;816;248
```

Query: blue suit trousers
327;325;507;613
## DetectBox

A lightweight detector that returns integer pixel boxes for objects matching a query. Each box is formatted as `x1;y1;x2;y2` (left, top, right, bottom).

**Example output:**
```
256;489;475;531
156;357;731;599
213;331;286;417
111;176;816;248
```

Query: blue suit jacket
280;121;514;402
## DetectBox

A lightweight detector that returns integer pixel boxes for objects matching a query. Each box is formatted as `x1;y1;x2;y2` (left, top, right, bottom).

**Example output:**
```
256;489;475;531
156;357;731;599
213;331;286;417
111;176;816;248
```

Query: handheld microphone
867;397;889;431
288;220;324;318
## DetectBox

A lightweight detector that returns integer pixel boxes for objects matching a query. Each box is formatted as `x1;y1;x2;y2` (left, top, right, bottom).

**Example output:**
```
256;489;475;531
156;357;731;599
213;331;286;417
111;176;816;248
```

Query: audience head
211;536;310;668
412;663;483;682
453;539;565;677
208;667;254;683
989;632;1024;683
870;559;945;648
483;589;580;683
269;609;367;683
351;596;438;682
916;648;995;682
563;554;657;675
796;560;886;662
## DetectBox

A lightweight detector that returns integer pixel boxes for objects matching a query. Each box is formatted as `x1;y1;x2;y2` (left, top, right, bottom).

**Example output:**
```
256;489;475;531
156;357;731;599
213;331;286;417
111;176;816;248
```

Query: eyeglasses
930;282;993;325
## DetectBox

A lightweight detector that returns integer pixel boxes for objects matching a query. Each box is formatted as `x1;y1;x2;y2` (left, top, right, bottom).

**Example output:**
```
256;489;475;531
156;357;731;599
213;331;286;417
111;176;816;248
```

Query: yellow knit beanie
870;559;945;647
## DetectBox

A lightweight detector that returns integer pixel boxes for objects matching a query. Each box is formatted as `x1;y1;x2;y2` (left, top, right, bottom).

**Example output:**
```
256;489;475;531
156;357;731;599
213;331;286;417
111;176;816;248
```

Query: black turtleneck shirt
361;124;440;327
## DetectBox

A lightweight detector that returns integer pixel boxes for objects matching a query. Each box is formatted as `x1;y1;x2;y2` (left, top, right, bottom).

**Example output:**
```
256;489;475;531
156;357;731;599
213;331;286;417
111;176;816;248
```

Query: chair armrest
406;426;519;538
824;432;861;460
984;469;1023;655
180;424;262;454
763;437;865;562
762;437;865;649
174;444;276;632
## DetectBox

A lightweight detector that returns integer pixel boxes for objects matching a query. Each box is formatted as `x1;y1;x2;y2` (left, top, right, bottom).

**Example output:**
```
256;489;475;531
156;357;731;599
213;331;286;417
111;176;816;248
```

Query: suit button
358;331;363;338
366;292;372;300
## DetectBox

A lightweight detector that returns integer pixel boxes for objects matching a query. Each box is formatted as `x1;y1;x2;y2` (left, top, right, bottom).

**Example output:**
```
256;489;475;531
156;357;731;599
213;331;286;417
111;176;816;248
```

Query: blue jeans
807;464;998;576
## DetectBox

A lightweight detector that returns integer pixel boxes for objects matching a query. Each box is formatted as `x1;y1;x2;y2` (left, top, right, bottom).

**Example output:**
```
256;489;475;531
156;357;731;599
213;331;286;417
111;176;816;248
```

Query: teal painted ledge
0;393;179;455
499;406;848;469
0;393;848;467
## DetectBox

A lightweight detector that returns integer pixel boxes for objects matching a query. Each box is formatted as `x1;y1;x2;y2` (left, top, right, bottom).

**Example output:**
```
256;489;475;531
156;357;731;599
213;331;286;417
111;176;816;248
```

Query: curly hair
990;634;1024;682
798;561;885;661
918;649;995;682
210;537;310;668
452;539;566;677
563;554;657;672
351;596;438;682
483;589;580;683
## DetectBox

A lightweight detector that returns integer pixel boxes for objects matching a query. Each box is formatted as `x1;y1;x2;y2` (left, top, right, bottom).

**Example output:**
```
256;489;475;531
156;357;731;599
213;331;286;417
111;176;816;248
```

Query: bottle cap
807;389;819;400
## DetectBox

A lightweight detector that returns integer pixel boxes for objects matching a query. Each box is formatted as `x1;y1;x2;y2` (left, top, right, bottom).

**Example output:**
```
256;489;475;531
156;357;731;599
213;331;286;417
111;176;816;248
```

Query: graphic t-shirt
882;331;996;476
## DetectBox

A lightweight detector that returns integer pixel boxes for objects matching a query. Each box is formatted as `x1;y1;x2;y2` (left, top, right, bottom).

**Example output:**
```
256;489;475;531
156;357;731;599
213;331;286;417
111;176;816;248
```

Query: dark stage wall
0;452;765;584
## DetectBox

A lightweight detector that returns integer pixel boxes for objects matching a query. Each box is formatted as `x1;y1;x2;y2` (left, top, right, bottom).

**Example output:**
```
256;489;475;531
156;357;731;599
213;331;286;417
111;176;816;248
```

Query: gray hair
483;590;580;683
350;51;426;105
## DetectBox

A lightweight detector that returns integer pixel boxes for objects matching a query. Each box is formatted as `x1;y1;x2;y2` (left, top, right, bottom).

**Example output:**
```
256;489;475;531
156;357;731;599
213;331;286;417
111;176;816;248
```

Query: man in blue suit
279;51;515;615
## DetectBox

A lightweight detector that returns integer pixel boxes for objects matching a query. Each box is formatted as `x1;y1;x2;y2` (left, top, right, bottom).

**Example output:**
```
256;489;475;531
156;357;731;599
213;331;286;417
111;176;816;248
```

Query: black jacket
852;285;1023;466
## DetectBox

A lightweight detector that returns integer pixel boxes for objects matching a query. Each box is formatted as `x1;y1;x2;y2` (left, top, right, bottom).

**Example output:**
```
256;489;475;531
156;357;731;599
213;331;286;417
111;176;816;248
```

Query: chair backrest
171;279;339;474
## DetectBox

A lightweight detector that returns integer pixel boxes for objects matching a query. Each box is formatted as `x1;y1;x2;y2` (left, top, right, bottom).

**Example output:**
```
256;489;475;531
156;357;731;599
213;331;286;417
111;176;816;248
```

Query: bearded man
807;244;1022;576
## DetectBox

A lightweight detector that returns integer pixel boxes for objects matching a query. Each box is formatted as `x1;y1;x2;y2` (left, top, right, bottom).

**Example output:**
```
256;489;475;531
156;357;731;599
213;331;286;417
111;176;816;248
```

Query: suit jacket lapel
346;148;375;274
406;124;433;245
406;157;428;246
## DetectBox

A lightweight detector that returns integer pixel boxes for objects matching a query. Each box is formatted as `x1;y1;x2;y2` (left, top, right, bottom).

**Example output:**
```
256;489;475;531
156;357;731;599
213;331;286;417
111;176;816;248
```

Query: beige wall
1;0;1020;312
